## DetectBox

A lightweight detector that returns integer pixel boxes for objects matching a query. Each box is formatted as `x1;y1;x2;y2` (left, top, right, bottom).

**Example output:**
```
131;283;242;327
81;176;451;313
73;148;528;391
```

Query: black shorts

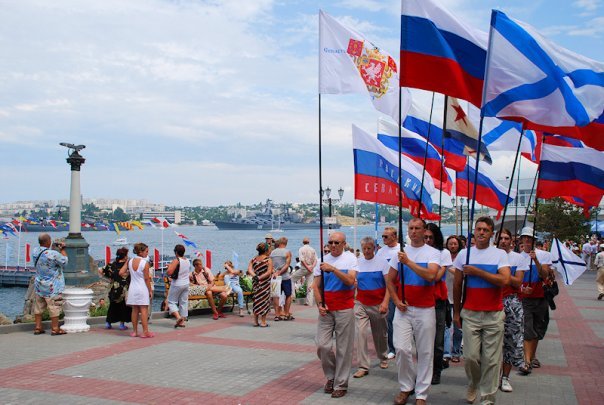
522;297;549;340
281;279;292;297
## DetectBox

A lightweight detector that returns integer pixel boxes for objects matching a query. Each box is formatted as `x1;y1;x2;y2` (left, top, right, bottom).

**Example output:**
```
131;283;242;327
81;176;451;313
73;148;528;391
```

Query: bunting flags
352;124;439;219
377;117;453;194
550;238;587;285
456;157;516;217
174;231;198;248
151;217;171;228
319;10;401;122
400;0;488;107
48;220;57;229
483;10;604;151
0;224;16;236
113;223;121;235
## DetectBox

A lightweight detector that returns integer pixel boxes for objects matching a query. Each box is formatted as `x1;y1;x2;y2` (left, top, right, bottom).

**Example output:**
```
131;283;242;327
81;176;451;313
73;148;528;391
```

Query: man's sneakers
500;376;513;392
387;351;395;359
466;386;477;404
353;369;369;378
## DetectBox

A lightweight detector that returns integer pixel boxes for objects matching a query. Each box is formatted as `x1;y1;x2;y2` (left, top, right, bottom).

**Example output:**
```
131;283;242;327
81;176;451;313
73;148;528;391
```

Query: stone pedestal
64;234;95;286
62;287;93;333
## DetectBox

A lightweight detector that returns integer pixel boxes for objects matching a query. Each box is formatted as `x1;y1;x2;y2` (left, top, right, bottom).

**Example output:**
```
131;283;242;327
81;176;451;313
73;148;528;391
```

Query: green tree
535;198;590;240
111;207;130;222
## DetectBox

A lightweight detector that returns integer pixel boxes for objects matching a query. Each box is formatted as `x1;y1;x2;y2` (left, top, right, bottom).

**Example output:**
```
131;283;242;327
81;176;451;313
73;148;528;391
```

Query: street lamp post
460;197;465;236
451;197;457;235
321;186;344;229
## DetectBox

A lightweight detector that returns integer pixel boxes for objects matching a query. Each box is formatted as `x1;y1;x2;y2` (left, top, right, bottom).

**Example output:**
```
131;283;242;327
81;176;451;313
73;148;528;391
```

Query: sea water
0;223;457;319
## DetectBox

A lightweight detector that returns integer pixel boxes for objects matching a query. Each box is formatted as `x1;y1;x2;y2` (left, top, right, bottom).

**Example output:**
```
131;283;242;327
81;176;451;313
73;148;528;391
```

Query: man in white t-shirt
386;218;440;405
453;216;510;405
292;237;317;306
376;226;400;359
353;237;391;378
312;231;358;399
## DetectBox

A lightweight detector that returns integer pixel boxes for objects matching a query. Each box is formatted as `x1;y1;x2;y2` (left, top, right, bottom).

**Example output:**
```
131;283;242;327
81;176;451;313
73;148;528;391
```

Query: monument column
62;145;94;286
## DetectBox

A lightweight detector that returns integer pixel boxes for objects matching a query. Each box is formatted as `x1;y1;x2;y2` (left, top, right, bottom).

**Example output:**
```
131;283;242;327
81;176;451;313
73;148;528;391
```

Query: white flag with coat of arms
319;10;404;122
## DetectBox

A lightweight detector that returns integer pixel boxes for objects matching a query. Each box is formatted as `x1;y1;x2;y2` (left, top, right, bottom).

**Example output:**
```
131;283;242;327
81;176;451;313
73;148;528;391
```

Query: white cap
520;227;534;237
264;233;273;239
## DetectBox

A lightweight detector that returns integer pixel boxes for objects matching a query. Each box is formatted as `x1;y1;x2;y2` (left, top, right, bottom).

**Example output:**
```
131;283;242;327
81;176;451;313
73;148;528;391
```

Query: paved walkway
0;272;602;404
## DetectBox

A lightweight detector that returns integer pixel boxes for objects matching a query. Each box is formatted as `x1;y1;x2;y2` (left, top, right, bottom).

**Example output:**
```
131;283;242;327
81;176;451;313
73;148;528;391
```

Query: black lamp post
321;186;344;229
460;197;465;236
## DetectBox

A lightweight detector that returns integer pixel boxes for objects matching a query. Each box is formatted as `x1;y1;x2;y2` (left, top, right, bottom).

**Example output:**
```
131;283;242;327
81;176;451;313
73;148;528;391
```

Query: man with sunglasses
312;231;358;399
386;218;440;405
376;226;400;360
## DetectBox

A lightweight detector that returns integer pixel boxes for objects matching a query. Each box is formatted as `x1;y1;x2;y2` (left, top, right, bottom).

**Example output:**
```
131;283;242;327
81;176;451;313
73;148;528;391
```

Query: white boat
112;237;129;246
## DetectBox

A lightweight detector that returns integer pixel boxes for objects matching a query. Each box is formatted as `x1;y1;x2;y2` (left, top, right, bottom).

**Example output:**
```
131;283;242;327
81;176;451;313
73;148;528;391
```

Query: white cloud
573;0;601;13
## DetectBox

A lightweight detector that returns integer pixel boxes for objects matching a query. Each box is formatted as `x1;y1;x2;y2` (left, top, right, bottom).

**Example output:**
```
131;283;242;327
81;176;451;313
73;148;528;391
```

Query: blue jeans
444;323;463;357
224;276;244;309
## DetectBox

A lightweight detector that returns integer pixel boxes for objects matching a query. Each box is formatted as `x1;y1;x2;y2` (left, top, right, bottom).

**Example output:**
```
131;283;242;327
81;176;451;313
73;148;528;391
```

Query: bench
163;275;254;314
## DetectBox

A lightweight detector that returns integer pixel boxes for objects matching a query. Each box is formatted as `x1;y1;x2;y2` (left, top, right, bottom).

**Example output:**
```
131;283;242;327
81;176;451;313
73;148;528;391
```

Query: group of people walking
313;218;556;405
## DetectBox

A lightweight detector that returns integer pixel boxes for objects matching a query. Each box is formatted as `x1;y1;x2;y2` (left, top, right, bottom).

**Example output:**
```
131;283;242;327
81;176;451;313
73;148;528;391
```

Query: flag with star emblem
445;97;491;164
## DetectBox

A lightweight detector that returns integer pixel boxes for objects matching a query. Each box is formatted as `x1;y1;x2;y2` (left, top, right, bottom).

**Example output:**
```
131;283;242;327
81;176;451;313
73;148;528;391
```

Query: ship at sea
214;199;341;231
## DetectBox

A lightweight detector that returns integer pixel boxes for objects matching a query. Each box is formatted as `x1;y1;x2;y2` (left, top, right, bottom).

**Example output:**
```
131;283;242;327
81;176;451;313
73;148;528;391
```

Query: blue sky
0;0;602;206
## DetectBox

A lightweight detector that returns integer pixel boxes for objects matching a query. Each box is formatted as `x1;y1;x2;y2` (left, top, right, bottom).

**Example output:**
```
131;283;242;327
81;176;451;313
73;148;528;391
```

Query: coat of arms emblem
347;39;397;99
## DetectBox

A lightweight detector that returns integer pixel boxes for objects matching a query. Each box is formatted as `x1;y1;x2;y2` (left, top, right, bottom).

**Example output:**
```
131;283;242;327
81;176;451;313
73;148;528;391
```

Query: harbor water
0;223;457;319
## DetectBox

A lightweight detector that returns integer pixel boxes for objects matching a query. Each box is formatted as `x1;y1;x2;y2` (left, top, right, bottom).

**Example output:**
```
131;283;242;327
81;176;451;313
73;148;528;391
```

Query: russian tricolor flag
403;100;468;171
400;0;488;107
537;135;604;210
377;117;452;195
456;157;515;216
352;124;439;220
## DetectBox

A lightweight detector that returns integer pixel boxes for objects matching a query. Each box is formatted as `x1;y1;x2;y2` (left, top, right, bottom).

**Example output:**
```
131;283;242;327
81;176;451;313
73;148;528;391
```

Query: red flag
25;243;31;263
105;246;111;265
154;248;160;270
206;250;212;270
48;220;57;229
151;217;170;228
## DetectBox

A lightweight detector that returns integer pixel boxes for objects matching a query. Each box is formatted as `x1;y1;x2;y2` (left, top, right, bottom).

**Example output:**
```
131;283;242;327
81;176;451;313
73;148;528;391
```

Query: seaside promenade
0;271;602;404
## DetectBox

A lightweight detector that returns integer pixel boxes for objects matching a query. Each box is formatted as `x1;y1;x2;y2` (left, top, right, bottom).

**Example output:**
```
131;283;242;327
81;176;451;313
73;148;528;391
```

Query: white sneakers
500;377;513;392
387;352;395;359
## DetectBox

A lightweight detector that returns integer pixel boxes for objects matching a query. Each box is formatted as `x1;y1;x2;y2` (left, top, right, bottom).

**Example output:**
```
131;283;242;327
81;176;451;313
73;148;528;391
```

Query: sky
0;0;602;207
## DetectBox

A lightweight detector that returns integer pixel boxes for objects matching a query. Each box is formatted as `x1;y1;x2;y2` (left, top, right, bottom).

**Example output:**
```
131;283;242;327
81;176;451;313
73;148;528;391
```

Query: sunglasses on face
328;241;341;245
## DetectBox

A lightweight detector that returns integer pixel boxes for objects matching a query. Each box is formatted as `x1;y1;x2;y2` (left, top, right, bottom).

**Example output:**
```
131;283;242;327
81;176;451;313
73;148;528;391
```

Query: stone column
63;148;94;286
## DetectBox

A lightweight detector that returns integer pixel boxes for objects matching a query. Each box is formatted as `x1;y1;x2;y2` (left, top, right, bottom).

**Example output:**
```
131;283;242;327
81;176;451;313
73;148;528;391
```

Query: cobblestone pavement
0;271;602;404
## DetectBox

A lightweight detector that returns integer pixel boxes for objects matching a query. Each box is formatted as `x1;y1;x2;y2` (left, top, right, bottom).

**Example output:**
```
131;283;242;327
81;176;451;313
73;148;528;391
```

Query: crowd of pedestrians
312;217;568;405
29;224;602;404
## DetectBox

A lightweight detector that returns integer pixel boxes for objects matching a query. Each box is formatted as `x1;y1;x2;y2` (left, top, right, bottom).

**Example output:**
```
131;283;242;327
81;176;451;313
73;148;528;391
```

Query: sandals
531;358;541;368
274;316;281;321
283;314;295;321
51;329;67;336
33;328;45;335
140;332;155;338
174;318;186;329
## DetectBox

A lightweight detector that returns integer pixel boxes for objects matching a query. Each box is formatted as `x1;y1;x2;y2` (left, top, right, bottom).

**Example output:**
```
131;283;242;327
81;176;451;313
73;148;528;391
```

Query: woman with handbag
248;242;273;327
167;244;192;328
99;247;131;330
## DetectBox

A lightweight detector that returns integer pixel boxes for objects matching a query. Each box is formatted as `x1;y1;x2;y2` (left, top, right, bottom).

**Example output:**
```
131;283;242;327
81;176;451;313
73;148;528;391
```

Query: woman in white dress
167;244;192;328
120;242;154;338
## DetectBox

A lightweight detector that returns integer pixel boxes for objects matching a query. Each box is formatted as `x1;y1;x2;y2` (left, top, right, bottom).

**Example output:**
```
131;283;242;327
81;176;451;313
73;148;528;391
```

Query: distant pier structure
60;143;96;286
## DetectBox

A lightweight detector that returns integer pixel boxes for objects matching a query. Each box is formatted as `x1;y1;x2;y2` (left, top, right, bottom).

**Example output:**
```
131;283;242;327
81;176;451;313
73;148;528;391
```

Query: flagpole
527;133;546;283
418;92;436;217
17;223;22;270
439;96;449;226
522;167;539;229
466;157;471;234
497;126;524;241
515;149;523;237
374;203;379;246
397;85;406;302
318;91;325;305
353;199;358;250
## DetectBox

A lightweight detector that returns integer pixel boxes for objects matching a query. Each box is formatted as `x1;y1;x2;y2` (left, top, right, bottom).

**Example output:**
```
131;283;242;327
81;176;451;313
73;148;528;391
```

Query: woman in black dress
100;247;132;330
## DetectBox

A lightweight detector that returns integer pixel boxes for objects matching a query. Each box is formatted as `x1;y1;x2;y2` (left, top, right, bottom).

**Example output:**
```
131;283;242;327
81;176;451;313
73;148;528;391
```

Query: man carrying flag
453;217;510;404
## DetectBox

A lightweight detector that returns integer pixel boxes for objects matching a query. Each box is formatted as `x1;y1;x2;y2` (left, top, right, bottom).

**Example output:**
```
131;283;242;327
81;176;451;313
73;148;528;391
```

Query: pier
0;271;602;404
